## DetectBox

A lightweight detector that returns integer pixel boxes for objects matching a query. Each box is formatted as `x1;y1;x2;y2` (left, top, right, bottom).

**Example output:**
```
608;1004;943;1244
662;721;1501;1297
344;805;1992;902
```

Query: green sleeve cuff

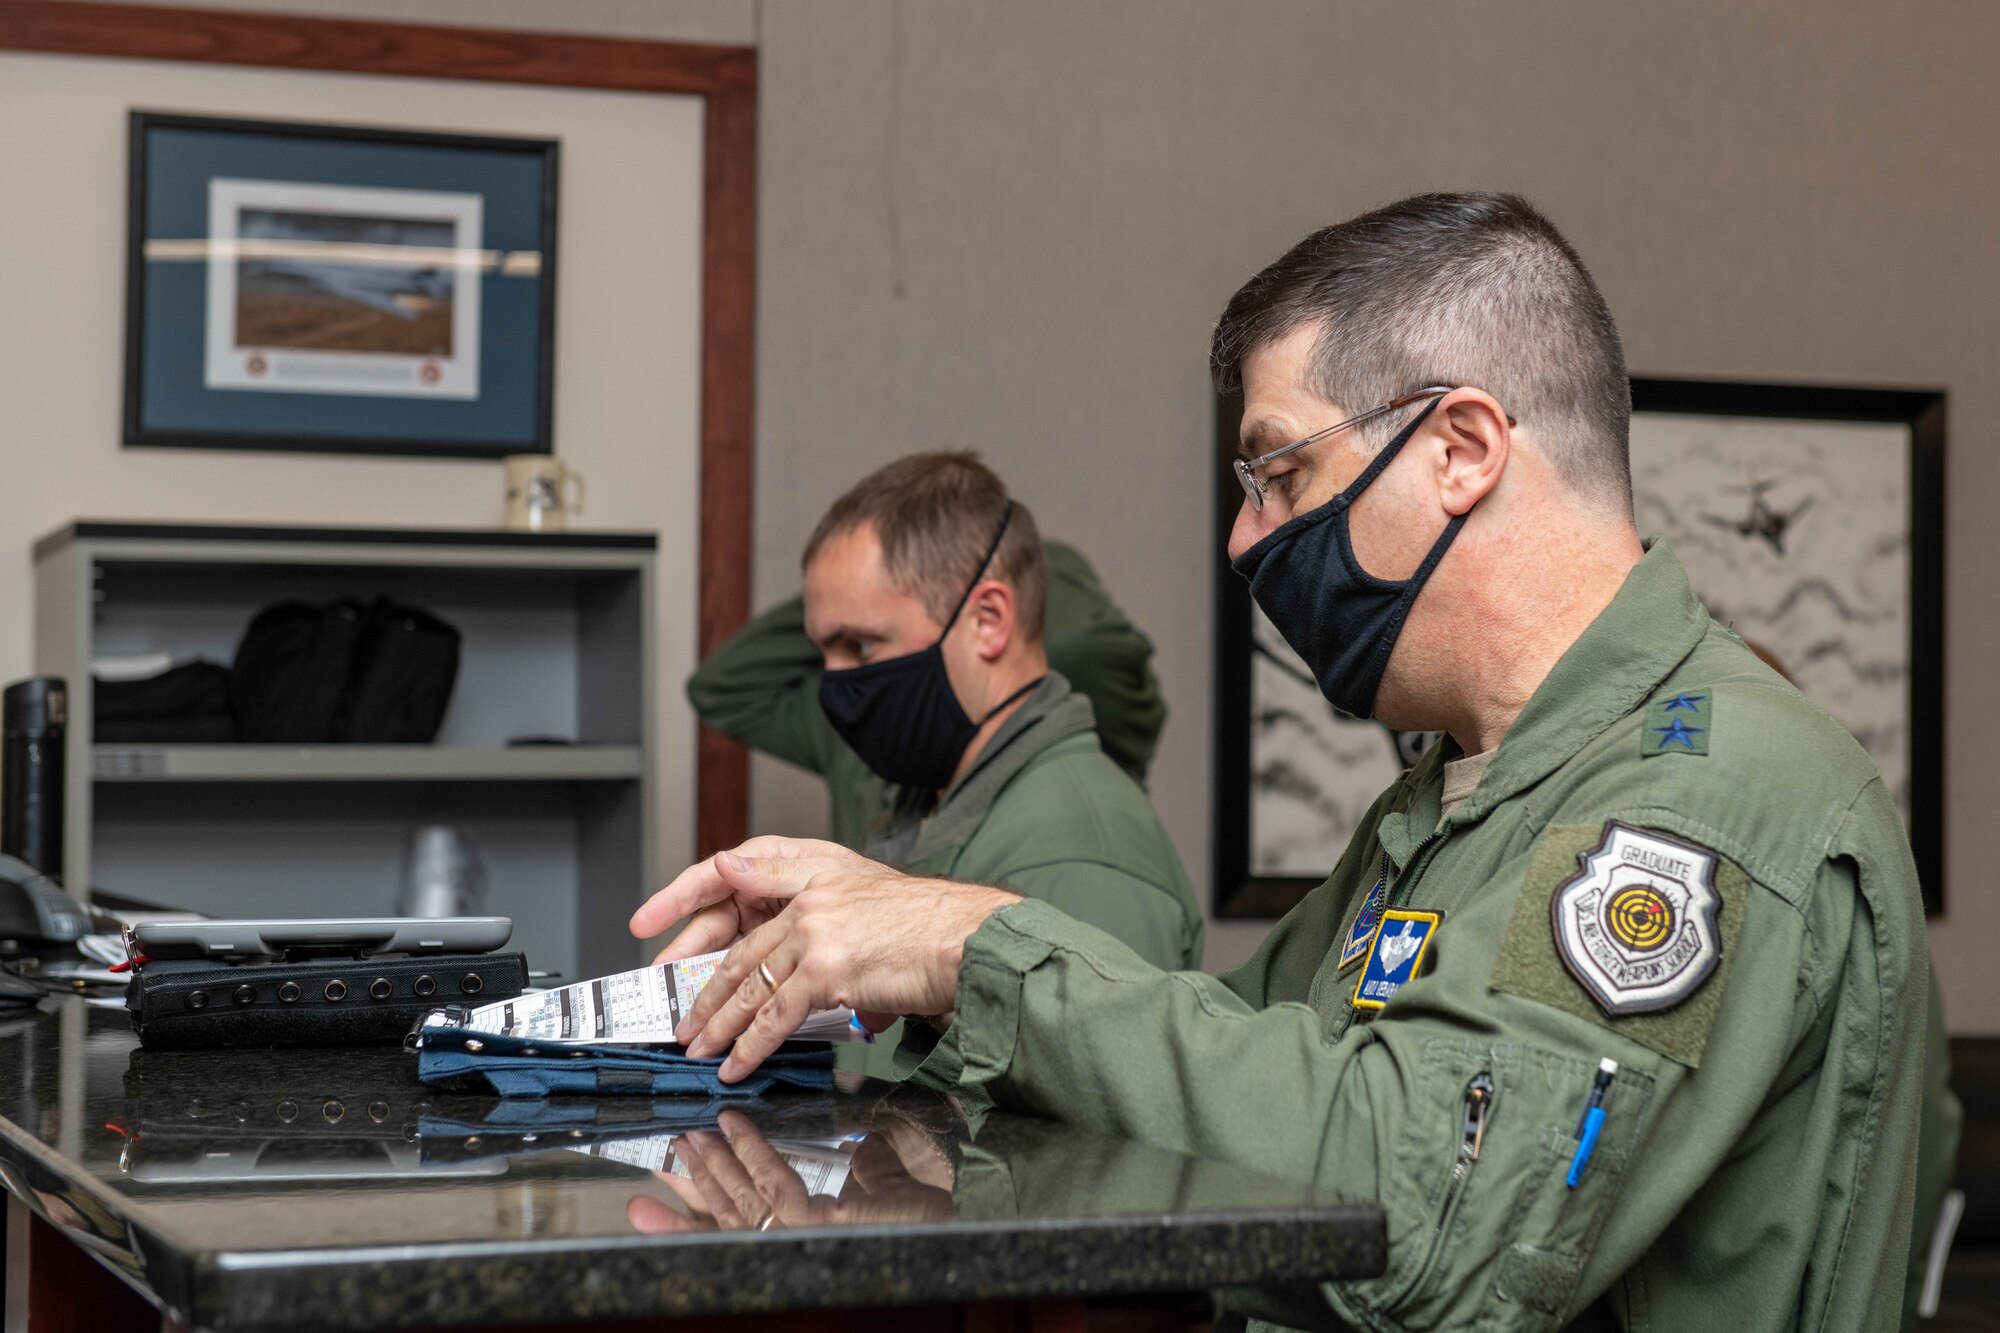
951;900;1067;1086
949;1144;1021;1221
892;1019;959;1086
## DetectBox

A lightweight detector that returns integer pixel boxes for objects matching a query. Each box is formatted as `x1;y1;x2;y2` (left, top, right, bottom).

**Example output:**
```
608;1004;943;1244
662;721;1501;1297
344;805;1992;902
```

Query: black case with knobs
127;952;528;1049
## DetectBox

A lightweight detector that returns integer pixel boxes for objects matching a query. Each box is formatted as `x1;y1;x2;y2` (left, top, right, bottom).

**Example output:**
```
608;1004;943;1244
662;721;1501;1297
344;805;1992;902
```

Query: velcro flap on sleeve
1489;821;1745;1067
954;902;1062;1085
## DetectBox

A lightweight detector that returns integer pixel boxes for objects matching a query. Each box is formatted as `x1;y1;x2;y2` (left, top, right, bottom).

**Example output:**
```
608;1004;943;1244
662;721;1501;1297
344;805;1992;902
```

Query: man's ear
963;580;1016;662
1432;390;1512;517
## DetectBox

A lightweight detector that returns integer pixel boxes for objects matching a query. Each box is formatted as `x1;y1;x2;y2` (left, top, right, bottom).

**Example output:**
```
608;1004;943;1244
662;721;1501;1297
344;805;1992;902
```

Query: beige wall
42;0;2000;1029
749;0;2000;1029
0;48;707;898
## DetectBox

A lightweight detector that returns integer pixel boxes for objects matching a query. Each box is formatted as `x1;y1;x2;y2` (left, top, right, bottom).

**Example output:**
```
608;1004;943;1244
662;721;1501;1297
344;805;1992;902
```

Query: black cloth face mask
1230;396;1465;720
819;505;1044;790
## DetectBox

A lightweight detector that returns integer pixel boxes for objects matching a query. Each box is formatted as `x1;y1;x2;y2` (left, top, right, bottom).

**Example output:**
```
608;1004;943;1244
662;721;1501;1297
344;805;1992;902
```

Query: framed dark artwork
124;111;559;459
1212;379;1946;919
1627;378;1945;914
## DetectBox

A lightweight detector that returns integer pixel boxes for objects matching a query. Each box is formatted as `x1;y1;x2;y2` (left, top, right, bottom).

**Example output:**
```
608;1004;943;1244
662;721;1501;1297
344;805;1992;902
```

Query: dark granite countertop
0;996;1384;1331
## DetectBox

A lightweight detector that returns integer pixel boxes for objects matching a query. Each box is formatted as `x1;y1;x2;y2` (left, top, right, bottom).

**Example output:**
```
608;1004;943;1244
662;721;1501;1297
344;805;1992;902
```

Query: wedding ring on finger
757;961;779;993
757;1209;778;1232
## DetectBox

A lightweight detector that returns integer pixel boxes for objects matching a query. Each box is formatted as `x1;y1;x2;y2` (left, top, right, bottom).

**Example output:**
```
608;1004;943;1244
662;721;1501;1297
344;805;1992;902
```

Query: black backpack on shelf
231;598;461;744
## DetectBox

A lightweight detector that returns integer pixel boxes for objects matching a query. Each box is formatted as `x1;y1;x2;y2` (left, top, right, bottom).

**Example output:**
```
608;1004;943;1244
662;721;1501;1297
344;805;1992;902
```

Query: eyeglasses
1232;386;1513;511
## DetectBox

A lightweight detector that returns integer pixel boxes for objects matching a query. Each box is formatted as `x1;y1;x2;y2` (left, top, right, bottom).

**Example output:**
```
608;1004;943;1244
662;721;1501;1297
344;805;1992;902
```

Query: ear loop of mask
1332;395;1445;512
1346;398;1470;687
1356;509;1469;689
941;502;1045;724
938;503;1016;634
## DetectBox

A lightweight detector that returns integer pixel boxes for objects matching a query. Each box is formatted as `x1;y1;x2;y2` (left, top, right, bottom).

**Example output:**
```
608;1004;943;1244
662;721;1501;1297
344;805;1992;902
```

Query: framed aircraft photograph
1211;379;1946;919
124;112;559;458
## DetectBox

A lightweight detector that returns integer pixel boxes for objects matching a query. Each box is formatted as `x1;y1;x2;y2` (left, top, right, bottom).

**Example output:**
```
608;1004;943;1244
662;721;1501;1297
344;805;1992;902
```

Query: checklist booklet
454;951;868;1046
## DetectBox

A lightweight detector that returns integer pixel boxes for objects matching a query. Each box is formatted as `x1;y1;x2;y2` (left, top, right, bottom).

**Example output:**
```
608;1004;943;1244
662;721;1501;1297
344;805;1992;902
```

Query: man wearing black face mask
683;452;1201;979
636;194;1928;1332
692;539;1170;852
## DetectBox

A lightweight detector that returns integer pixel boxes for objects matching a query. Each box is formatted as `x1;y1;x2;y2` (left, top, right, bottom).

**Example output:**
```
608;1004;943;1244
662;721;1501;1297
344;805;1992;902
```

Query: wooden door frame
0;0;755;853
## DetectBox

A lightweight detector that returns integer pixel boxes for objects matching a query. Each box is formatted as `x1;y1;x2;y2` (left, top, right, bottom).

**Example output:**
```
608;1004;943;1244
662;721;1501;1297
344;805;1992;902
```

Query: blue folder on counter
415;1024;838;1099
417;1100;740;1164
423;1096;764;1133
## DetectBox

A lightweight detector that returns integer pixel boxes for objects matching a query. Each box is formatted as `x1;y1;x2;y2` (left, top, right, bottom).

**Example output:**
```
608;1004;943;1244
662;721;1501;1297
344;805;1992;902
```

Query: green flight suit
868;672;1204;1077
686;541;1167;850
911;541;1928;1332
866;671;1201;970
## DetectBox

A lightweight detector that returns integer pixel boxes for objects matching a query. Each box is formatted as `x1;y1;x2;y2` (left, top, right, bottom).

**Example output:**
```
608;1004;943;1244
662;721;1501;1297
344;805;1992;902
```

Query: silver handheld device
132;917;513;962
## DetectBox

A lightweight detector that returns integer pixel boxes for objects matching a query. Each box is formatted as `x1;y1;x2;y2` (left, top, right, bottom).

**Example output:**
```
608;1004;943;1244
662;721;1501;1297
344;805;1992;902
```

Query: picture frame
1627;378;1945;914
1212;379;1946;919
124;111;560;459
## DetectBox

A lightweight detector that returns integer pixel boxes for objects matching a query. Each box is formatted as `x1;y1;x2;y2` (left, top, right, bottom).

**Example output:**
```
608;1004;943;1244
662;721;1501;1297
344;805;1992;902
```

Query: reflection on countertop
0;996;1383;1330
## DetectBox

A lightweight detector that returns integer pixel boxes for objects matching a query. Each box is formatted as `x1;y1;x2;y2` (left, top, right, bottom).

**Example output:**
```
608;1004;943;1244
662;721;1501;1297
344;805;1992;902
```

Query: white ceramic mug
503;455;585;532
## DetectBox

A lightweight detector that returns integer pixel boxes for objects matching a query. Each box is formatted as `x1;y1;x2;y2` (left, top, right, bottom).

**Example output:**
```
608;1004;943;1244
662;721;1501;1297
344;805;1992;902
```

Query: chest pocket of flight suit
1355;1038;1657;1331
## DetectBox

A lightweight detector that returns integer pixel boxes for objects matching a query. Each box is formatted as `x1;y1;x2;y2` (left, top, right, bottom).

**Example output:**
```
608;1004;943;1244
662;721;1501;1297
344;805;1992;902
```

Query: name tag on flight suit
1352;909;1442;1010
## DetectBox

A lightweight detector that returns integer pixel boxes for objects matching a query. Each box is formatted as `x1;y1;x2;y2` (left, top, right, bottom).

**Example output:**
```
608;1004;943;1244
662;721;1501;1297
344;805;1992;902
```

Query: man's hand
630;836;881;962
630;836;1018;1081
625;1110;954;1235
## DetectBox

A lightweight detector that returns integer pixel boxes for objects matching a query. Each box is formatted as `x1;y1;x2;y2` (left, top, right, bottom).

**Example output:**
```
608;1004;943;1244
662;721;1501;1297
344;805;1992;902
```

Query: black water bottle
3;677;67;877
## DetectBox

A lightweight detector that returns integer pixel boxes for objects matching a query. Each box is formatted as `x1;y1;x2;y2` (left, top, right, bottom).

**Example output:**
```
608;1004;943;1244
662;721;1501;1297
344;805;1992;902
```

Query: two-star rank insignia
1352;909;1442;1011
1642;688;1711;757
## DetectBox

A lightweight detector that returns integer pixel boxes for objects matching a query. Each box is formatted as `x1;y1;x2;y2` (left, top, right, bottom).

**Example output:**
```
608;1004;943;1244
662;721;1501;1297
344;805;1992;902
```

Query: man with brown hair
684;451;1201;974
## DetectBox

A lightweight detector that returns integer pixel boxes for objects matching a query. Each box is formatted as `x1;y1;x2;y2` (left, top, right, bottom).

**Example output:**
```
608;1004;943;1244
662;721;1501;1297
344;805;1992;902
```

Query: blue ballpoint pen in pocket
1566;1057;1619;1188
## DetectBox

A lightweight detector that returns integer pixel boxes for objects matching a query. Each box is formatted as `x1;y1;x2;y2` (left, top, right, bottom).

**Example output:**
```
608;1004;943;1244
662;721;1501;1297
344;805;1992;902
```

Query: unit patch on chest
1338;870;1389;971
1351;909;1441;1011
1490;821;1746;1067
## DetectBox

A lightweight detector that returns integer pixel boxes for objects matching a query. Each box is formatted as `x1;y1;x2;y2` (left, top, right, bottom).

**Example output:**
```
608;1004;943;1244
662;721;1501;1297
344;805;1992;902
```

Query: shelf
92;745;643;783
42;522;659;980
37;520;658;560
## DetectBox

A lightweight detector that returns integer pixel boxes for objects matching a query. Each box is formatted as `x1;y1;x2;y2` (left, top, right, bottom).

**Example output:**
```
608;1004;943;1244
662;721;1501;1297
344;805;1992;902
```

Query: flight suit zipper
1402;1072;1494;1304
1329;803;1450;1031
1389;829;1445;908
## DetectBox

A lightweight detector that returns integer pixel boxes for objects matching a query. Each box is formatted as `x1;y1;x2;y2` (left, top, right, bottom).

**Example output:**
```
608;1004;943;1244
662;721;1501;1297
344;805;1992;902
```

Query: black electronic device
0;853;89;944
133;916;513;962
128;950;529;1049
117;1046;506;1182
2;677;66;876
0;968;42;1005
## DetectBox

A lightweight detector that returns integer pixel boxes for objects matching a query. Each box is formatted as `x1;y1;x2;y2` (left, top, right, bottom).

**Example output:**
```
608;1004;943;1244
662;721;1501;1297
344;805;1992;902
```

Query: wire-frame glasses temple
1233;386;1517;510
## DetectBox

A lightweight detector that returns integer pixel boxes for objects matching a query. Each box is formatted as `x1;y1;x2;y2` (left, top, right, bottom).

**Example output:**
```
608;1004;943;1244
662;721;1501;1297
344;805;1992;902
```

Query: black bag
342;600;463;743
230;600;364;742
231;598;460;744
95;660;235;743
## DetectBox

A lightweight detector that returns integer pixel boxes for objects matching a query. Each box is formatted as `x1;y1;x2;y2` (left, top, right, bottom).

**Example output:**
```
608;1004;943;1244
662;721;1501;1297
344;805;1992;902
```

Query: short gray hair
1210;192;1632;510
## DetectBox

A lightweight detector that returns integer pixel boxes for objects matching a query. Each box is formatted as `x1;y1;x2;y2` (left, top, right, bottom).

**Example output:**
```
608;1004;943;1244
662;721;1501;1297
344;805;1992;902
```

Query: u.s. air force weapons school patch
1551;823;1721;1016
1488;821;1745;1067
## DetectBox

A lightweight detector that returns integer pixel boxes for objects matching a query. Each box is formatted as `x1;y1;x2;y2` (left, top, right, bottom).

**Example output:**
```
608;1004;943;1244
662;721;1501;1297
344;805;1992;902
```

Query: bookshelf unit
33;521;659;981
